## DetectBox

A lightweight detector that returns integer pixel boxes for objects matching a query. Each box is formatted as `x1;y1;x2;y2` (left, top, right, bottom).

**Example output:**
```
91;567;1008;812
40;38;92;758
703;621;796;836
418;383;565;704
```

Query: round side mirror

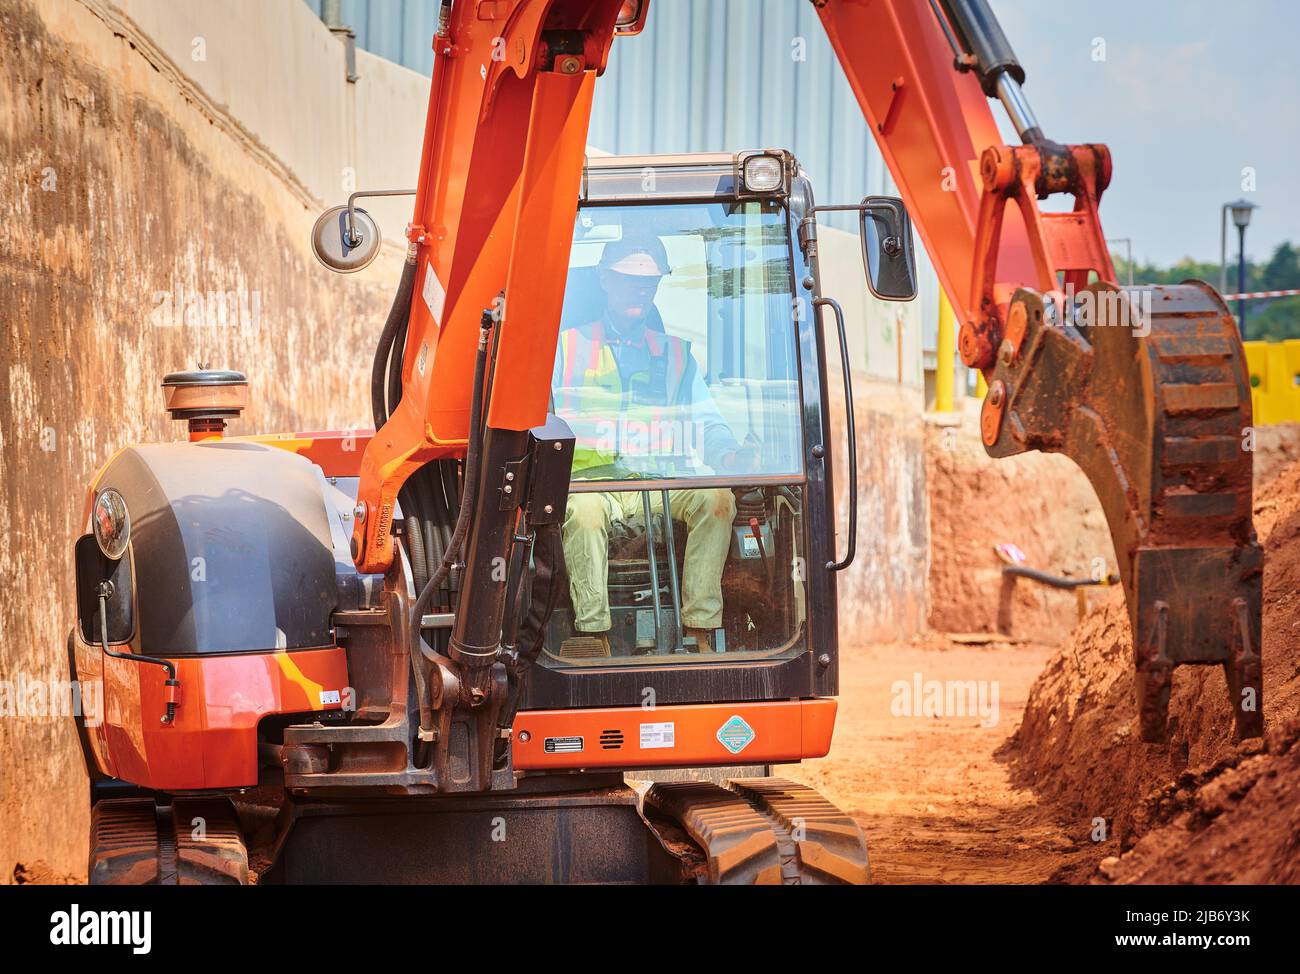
311;204;381;273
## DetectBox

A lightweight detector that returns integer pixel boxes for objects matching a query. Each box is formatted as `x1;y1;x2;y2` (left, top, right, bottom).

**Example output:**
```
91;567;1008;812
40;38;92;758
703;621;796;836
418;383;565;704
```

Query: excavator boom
815;0;1262;740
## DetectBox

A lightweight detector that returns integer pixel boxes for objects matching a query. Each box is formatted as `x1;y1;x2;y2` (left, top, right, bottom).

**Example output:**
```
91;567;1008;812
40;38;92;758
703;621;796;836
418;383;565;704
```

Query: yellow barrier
936;289;956;412
1244;340;1300;425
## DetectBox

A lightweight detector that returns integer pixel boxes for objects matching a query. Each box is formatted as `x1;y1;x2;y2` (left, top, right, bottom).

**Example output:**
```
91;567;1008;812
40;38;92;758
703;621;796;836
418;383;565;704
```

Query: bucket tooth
1135;601;1173;743
1227;597;1264;739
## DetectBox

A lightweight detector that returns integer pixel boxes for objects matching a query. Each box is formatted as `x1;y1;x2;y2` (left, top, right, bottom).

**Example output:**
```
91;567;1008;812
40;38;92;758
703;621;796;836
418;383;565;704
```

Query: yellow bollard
936;289;956;412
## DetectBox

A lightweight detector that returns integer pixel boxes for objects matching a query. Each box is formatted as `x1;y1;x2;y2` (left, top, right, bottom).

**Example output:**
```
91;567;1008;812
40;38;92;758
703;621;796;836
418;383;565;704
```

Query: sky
990;0;1298;267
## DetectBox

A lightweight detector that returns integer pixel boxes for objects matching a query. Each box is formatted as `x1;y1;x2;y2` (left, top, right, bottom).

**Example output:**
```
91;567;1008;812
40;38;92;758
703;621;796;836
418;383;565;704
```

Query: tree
1260;242;1300;292
1109;241;1300;342
1248;295;1300;341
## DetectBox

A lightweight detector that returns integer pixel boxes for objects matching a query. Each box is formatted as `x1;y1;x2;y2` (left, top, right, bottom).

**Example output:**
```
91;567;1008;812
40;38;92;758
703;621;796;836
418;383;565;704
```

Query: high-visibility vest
553;320;693;476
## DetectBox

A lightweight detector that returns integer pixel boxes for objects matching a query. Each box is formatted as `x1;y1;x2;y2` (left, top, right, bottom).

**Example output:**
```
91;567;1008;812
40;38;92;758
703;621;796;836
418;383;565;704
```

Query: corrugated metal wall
589;1;899;217
303;0;441;76
303;1;894;215
303;0;940;360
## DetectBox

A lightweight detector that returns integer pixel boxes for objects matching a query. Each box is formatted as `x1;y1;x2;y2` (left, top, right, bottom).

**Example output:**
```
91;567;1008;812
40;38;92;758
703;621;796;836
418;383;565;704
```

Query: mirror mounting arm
96;589;181;726
797;214;819;260
345;188;417;245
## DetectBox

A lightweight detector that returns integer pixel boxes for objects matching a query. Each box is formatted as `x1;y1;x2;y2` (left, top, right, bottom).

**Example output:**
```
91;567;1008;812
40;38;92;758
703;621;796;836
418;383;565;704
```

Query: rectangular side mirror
860;196;918;301
75;534;134;645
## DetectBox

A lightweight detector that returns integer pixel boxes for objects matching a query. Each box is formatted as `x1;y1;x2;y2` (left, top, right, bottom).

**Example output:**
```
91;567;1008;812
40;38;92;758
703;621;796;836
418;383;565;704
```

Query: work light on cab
742;154;784;193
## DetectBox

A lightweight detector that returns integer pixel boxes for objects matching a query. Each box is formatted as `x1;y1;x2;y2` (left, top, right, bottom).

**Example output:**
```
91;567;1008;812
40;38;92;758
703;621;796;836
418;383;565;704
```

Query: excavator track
89;797;248;885
981;282;1263;741
642;776;870;884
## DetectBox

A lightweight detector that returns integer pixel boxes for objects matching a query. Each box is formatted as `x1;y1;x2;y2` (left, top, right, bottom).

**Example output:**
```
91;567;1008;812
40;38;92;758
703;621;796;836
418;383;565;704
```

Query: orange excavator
69;0;1261;884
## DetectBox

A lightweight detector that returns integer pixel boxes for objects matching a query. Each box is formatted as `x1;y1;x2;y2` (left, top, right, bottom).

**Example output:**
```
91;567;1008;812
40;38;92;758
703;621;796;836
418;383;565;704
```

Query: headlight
92;488;131;560
742;155;783;193
615;0;646;33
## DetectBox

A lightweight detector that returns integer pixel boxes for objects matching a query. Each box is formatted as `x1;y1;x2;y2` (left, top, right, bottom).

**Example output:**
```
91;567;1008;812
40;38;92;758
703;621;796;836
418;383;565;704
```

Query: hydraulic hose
386;317;408;421
408;307;494;738
403;488;428;594
371;246;418;429
417;473;444;599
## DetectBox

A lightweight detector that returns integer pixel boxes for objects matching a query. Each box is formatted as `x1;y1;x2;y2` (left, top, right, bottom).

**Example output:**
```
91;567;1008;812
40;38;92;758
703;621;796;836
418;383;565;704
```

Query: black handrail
815;297;856;572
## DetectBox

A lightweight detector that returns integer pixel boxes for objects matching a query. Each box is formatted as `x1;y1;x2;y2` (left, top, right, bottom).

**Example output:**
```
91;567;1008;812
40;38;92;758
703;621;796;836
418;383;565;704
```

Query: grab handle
815;297;856;572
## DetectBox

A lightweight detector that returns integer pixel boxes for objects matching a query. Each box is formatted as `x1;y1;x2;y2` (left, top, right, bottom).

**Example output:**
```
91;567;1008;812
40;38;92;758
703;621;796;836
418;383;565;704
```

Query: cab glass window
543;199;808;668
551;200;801;484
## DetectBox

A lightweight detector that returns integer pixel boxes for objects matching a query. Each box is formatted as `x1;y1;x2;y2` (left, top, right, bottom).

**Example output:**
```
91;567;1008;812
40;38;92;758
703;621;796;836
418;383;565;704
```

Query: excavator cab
520;149;917;729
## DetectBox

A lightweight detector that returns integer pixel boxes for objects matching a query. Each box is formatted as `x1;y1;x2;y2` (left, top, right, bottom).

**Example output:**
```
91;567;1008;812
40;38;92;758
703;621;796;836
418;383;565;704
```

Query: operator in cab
550;234;755;656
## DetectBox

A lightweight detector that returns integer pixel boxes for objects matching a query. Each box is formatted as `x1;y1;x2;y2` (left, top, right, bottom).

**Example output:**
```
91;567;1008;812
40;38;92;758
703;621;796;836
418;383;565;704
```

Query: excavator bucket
979;282;1263;742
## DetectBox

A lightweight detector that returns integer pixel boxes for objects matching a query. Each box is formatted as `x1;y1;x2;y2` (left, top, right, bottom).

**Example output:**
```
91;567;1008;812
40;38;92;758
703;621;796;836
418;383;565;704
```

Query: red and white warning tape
1219;288;1300;301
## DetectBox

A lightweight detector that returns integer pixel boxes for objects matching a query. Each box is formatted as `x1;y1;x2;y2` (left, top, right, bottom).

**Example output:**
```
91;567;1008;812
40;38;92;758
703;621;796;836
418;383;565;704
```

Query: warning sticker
716;715;755;755
422;262;446;327
639;721;675;749
319;689;341;706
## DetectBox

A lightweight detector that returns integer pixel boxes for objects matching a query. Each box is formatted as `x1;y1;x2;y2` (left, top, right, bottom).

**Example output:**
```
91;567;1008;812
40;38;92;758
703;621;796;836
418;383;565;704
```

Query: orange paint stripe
512;698;836;771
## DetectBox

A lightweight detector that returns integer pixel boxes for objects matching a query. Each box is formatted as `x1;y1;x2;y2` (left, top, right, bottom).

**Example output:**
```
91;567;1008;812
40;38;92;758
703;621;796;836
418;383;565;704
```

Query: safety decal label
319;689;341;706
422;262;446;328
639;721;675;749
716;715;755;755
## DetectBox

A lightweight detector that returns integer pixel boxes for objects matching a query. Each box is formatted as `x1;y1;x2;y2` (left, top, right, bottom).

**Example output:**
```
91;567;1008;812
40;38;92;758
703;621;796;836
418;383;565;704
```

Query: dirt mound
1252;422;1300;489
1096;720;1300;884
1009;457;1300;881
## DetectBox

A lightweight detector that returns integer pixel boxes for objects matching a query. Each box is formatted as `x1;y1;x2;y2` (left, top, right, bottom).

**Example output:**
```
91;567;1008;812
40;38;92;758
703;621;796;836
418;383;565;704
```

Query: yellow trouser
562;488;736;633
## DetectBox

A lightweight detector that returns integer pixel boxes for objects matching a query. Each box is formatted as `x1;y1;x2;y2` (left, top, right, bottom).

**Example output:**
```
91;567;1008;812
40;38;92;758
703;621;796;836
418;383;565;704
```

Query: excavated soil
781;424;1300;884
1010;457;1300;883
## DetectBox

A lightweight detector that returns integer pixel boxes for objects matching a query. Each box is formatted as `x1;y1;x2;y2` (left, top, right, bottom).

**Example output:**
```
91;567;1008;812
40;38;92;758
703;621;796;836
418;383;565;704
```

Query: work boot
559;632;611;660
685;627;716;653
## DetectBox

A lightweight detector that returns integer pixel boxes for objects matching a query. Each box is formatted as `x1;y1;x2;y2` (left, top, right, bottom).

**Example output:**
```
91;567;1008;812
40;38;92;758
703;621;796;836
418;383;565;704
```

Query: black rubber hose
371;250;418;429
408;310;493;736
417;474;442;599
439;461;458;556
407;470;432;592
402;484;428;595
1001;564;1119;589
387;316;408;421
410;316;490;641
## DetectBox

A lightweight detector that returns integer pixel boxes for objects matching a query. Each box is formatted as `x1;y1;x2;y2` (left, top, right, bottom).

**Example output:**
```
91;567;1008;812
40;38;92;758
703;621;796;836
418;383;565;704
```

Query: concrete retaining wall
0;0;423;879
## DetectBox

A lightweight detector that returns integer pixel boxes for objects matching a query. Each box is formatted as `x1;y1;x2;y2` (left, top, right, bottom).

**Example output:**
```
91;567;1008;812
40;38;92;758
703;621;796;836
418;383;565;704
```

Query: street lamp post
1223;200;1259;335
